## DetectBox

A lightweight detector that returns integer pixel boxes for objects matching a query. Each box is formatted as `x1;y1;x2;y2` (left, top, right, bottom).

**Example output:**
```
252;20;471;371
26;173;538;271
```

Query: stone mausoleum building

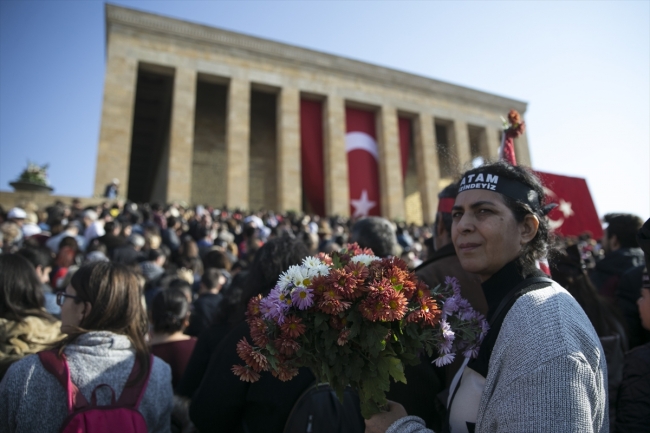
95;4;530;224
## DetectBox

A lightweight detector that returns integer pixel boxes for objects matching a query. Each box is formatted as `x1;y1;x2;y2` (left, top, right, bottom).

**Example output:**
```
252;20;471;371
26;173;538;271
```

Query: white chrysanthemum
314;264;330;276
350;254;379;266
302;256;323;269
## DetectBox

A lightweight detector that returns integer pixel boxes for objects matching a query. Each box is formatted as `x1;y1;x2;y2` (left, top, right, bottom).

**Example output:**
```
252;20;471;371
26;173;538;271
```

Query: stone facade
94;4;530;223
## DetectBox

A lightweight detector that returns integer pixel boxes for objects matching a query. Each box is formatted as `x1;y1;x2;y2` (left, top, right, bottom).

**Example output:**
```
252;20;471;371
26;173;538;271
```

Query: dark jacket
186;293;225;337
590;248;645;301
617;265;650;349
615;342;650;432
112;245;144;266
189;320;315;433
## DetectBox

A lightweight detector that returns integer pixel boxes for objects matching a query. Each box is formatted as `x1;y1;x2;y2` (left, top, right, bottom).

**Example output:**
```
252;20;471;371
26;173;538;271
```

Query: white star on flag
558;199;574;219
351;189;377;218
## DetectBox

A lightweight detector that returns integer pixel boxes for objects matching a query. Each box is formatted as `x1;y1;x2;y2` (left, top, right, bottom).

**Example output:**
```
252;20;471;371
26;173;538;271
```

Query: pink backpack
38;350;153;433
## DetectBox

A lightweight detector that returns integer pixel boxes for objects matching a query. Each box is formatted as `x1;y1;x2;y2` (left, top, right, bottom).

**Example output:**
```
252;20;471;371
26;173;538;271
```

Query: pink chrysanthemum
232;364;261;382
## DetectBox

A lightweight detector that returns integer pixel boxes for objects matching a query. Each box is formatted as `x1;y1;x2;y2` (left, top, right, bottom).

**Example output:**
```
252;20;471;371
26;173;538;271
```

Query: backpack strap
90;384;117;406
487;276;555;327
38;350;89;413
116;354;154;409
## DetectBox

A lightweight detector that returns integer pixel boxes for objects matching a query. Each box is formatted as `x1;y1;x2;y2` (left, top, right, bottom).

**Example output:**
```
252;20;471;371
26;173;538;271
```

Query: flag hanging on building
346;108;381;218
535;170;603;239
300;99;326;216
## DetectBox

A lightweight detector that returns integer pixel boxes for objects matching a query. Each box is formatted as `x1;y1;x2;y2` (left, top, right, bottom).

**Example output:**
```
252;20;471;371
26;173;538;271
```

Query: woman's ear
519;214;540;244
81;302;93;321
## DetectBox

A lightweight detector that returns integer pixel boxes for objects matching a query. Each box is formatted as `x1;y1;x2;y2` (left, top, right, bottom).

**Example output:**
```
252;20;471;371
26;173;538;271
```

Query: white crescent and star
542;186;574;231
346;131;379;217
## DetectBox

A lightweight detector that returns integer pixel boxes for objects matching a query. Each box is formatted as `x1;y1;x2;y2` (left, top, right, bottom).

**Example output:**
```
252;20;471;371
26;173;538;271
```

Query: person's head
104;220;121;236
56;261;149;381
150;288;190;335
0;253;53;322
601;213;644;253
148;249;166;267
200;268;225;295
17;247;52;285
203;249;231;271
7;207;27;226
82;209;98;227
350;217;398;258
128;233;145;251
433;182;457;250
59;236;79;253
451;161;550;281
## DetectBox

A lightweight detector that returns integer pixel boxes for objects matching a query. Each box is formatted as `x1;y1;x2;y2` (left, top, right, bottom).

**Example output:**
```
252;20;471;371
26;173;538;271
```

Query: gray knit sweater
0;331;173;433
387;283;609;433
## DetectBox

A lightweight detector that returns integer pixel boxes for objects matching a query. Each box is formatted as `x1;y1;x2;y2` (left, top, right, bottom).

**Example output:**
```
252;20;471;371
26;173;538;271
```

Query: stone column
226;78;251;210
515;131;532;166
377;106;405;220
166;67;197;203
276;87;301;213
323;95;349;217
451;120;472;174
414;113;440;225
485;126;501;161
94;55;138;198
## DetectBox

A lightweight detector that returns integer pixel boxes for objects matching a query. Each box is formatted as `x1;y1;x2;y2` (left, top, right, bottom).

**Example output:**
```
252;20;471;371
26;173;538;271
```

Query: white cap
83;210;98;221
112;178;120;184
7;207;27;219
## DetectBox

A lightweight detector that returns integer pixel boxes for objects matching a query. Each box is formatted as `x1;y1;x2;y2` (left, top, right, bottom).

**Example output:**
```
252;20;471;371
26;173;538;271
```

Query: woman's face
451;189;534;282
60;285;89;334
637;288;650;331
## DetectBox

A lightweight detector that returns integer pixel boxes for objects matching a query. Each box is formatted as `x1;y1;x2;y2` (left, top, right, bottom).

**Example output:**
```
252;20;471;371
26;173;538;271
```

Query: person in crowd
188;236;314;432
50;236;80;290
0;261;173;432
0;221;23;253
21;211;42;238
551;244;627;431
0;254;63;380
590;213;644;300
46;220;85;253
162;216;182;253
366;161;608;433
141;249;167;286
103;178;120;199
350;216;399;258
6;207;27;229
113;233;146;266
149;288;196;391
82;209;105;245
615;217;650;431
185;268;226;337
16;247;60;317
96;220;127;258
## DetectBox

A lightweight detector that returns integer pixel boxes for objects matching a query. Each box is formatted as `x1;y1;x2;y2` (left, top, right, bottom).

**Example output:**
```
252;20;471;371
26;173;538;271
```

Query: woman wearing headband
366;161;608;433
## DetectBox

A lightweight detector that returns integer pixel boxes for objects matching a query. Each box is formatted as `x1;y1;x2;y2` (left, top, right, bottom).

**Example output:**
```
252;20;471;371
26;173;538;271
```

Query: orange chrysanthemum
232;364;261;383
318;298;351;315
273;363;299;381
384;290;408;321
280;315;306;339
327;268;359;300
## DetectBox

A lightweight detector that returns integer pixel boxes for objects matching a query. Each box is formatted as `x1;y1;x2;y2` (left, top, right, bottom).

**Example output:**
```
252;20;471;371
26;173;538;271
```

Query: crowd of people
0;162;648;432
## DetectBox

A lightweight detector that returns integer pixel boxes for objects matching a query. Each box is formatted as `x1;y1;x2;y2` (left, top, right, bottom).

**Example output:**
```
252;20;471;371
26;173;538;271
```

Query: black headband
457;171;542;212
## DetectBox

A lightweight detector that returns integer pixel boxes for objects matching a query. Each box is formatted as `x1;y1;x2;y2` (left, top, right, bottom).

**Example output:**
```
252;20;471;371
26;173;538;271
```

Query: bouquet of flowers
233;244;488;418
15;161;50;186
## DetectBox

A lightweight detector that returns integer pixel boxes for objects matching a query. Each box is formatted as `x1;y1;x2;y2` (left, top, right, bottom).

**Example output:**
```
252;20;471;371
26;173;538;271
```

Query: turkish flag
300;99;326;216
534;170;603;239
346;108;381;217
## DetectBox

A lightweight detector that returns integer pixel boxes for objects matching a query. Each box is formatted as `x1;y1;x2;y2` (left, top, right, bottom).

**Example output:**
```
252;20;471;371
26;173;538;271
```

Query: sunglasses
55;292;82;307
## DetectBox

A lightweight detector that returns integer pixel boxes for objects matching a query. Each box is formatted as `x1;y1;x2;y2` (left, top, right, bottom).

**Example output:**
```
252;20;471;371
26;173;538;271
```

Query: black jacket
189;320;315;433
617;265;650;349
615;342;650;432
590;248;645;300
186;293;225;337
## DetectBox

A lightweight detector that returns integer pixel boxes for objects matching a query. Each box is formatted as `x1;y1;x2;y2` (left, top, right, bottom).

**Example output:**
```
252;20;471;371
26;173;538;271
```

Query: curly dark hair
459;160;552;274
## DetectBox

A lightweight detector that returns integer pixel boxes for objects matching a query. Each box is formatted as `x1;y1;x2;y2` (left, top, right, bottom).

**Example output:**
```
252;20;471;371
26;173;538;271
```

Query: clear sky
1;1;648;220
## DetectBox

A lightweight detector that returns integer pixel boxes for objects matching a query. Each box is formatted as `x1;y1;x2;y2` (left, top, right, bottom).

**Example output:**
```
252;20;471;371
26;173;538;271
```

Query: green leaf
387;356;407;384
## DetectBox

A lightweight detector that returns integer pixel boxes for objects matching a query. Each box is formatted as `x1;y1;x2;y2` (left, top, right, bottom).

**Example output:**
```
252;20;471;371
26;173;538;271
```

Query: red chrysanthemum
345;262;369;285
273;362;299;381
359;290;390;322
384;289;408;321
232;364;261;383
309;275;330;301
246;295;263;319
276;336;301;357
318;298;351;315
236;337;269;372
327;268;359;299
248;317;269;348
407;297;442;327
329;315;348;330
280;315;306;338
414;281;430;300
337;328;351;346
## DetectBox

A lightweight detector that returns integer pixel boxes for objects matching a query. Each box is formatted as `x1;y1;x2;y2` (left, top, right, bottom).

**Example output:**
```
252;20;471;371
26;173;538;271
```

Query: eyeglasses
55;292;82;307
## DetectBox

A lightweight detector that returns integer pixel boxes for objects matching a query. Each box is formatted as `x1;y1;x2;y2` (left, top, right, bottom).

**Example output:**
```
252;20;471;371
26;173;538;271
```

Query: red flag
500;134;517;166
534;170;603;239
346;108;381;218
300;99;325;216
398;117;411;179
